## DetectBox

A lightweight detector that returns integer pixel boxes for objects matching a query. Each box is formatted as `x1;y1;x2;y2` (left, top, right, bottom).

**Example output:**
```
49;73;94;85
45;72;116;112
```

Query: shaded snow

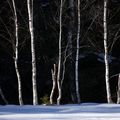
0;103;120;120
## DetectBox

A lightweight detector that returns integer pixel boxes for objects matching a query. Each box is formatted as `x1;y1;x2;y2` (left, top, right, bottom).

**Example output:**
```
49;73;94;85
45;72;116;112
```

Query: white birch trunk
50;64;56;104
103;0;112;103
27;0;38;105
117;74;120;104
75;0;81;103
57;0;63;105
12;0;23;105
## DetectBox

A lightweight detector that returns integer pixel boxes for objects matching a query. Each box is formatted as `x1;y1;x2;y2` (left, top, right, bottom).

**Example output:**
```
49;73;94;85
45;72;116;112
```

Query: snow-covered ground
0;103;120;120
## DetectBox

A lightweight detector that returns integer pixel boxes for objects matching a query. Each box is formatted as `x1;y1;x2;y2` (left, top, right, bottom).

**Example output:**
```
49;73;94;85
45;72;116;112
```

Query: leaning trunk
0;87;8;104
50;64;56;104
12;0;23;105
75;0;81;103
27;0;38;105
103;0;112;103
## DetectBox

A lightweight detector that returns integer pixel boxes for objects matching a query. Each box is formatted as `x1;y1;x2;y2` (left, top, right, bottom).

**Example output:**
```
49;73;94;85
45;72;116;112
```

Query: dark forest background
0;0;120;105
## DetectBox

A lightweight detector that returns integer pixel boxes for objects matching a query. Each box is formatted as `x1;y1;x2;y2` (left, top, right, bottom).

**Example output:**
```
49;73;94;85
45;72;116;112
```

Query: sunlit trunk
27;0;38;105
103;0;112;103
57;0;63;105
12;0;23;105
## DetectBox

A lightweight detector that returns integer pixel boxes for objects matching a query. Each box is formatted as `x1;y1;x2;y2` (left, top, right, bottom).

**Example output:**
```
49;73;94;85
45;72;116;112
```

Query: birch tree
50;64;56;104
27;0;38;105
57;0;63;105
75;0;81;103
12;0;23;105
103;0;112;103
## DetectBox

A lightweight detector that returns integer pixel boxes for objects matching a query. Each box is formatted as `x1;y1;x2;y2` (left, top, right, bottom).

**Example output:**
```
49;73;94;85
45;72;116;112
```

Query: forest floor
0;103;120;120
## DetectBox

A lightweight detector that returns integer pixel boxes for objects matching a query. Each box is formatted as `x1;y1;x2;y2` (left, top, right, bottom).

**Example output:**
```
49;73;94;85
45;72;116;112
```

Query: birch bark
50;64;56;104
57;0;63;105
103;0;112;103
27;0;38;105
75;0;81;103
12;0;23;105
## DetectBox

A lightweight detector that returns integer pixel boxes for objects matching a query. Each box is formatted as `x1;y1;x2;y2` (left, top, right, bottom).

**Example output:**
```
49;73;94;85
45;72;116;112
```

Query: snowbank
0;103;120;120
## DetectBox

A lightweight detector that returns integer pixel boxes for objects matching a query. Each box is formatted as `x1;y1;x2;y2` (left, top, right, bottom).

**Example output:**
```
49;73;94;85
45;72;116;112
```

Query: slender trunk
57;0;63;105
67;0;77;103
50;64;56;104
27;0;38;105
12;0;23;105
103;0;112;103
117;74;120;104
0;87;8;104
75;0;81;103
